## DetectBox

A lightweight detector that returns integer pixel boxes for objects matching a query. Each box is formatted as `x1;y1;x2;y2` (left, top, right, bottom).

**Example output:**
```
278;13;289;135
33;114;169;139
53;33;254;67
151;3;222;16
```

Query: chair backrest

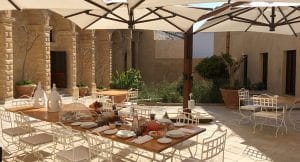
176;108;193;124
128;89;138;102
51;122;75;147
102;101;113;110
201;129;227;161
14;112;32;129
257;95;278;111
0;110;13;128
238;88;249;100
85;131;112;161
238;88;250;106
136;107;151;119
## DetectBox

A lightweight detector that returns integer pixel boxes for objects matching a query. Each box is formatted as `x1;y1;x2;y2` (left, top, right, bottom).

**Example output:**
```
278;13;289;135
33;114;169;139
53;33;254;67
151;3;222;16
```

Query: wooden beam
183;27;193;112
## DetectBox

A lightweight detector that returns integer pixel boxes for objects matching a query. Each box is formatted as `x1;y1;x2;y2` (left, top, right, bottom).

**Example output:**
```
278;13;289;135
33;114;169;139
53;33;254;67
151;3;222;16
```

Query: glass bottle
131;110;140;135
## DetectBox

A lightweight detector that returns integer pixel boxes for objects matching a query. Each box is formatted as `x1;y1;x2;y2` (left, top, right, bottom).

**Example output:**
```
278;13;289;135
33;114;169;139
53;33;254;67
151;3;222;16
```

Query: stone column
25;24;51;92
78;30;96;95
95;30;113;87
54;29;78;96
0;11;14;103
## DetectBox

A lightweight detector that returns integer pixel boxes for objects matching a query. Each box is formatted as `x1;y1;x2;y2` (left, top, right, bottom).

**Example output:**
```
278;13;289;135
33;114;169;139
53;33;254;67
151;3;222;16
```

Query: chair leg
253;120;257;134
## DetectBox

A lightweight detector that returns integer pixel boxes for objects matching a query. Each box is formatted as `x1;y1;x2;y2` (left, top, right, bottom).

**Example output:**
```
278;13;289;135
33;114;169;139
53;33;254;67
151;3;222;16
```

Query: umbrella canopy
50;0;214;32
195;1;300;36
0;0;100;10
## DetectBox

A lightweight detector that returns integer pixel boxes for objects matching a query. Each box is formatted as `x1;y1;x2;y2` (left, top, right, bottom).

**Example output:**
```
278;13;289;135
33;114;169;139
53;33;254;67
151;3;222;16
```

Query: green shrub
158;81;182;103
110;69;143;89
77;82;87;87
195;55;228;81
192;80;223;103
139;80;182;103
97;85;104;89
16;80;34;86
251;82;266;90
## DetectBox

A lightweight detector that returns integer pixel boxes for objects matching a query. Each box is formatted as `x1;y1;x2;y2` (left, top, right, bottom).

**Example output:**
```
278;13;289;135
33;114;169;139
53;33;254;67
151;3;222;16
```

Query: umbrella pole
183;28;193;112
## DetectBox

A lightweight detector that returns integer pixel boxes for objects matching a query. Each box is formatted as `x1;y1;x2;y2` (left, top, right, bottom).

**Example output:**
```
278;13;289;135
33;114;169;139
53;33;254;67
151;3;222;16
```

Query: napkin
178;128;197;134
132;135;153;144
92;126;110;133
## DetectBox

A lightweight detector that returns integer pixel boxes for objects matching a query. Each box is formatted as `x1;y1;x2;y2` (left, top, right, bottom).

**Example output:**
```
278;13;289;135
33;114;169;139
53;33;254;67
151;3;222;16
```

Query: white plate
166;130;185;138
71;122;82;126
157;137;172;144
174;122;186;127
116;130;136;138
80;122;98;129
104;129;118;135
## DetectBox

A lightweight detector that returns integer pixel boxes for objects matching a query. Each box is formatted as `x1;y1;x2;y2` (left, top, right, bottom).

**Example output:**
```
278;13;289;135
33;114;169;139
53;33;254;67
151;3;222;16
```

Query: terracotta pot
78;86;89;97
16;84;36;98
220;88;239;109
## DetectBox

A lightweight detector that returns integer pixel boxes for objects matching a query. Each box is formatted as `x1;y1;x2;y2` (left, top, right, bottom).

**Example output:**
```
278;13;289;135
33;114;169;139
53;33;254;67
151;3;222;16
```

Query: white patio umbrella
195;1;300;36
0;0;99;10
50;0;214;32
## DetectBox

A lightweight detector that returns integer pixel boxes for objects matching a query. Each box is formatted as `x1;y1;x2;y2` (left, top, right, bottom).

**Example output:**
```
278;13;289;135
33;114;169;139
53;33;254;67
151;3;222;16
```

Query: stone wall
214;32;300;96
95;30;112;88
78;30;96;93
13;10;51;95
137;30;201;83
0;12;14;102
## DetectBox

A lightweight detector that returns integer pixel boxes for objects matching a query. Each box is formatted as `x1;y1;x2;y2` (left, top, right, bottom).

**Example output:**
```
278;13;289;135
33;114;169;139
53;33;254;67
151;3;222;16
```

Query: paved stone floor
1;98;300;162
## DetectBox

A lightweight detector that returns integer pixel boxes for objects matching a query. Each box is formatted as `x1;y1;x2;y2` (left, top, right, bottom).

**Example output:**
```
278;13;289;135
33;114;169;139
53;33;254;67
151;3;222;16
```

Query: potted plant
195;53;245;108
77;82;89;97
219;53;246;108
15;26;39;98
15;80;36;98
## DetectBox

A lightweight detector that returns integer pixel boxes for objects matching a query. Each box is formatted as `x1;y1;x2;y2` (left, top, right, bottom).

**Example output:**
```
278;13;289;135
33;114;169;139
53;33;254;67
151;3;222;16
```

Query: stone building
1;9;298;104
0;9;194;103
215;32;300;97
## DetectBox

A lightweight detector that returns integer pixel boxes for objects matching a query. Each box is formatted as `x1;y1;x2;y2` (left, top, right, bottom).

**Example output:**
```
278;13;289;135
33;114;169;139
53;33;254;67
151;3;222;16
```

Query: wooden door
262;53;268;90
286;50;296;95
51;51;67;88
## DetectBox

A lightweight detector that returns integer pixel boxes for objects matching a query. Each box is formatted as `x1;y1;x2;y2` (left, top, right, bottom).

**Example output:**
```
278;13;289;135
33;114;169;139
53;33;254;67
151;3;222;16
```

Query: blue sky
192;2;224;32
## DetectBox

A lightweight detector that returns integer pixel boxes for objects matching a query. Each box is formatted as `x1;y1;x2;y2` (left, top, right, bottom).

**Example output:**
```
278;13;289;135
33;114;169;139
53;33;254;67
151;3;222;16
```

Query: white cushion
173;140;198;150
2;127;34;137
253;111;283;119
56;145;90;162
240;105;259;111
20;133;53;146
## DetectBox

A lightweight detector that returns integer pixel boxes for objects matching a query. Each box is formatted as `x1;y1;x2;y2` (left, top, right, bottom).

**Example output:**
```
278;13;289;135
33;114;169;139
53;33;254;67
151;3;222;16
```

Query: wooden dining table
7;106;206;160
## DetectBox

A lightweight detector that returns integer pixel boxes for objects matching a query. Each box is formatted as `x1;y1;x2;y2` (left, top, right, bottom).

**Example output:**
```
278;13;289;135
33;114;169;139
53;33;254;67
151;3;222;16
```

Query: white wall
193;32;214;58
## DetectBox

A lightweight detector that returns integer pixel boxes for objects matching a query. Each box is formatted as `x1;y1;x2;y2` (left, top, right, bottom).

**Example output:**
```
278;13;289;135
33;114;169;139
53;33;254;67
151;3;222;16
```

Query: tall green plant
110;69;143;89
195;53;245;88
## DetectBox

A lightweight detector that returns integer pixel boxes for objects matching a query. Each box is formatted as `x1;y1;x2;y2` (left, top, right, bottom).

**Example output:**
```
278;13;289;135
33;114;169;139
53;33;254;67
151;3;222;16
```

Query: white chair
18;131;54;161
253;95;287;136
102;101;114;112
181;128;227;162
0;111;34;152
238;88;260;124
127;89;138;103
175;108;193;125
134;105;151;119
52;123;89;162
85;131;112;161
289;100;300;131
